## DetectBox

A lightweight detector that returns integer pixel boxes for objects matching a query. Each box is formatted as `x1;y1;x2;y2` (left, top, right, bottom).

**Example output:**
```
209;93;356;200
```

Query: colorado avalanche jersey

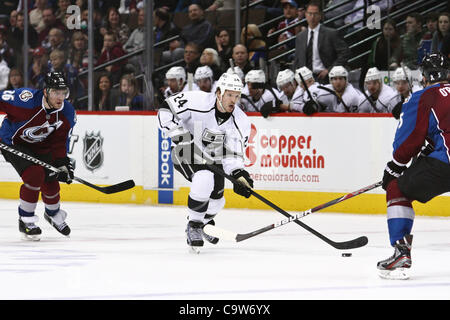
358;84;400;113
0;88;76;158
393;83;450;165
158;91;251;175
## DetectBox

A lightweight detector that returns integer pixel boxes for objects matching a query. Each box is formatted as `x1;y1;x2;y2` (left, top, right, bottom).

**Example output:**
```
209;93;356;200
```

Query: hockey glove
392;101;403;120
55;157;75;184
419;143;434;157
303;100;318;116
231;169;254;198
382;161;406;190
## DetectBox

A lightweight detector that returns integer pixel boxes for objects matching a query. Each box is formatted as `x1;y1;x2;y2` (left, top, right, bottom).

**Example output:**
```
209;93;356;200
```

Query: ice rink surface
0;199;449;300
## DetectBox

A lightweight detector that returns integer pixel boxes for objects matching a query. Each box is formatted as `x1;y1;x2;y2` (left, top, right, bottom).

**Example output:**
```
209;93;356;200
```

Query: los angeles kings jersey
0;88;76;158
358;83;400;113
158;91;251;175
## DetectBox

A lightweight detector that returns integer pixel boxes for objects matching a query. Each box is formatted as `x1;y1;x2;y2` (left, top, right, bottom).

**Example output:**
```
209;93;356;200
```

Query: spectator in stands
67;31;89;73
0;2;18;25
5;67;24;90
38;7;67;45
241;24;267;69
100;7;130;45
0;55;10;90
47;28;68;57
398;13;432;70
432;12;450;53
180;4;215;50
29;0;48;33
49;49;84;102
425;12;439;35
293;0;350;84
115;74;144;110
323;0;355;29
231;44;252;75
442;33;450;59
182;42;201;75
199;48;222;80
10;12;39;50
268;0;304;49
0;24;14;68
367;19;402;70
154;7;180;50
94;72;116;110
29;46;48;89
214;28;232;71
175;0;222;12
96;31;128;84
55;0;71;24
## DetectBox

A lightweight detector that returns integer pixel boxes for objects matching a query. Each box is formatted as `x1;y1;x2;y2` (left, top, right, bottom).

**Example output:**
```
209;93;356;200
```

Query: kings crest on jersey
158;90;251;175
0;88;76;158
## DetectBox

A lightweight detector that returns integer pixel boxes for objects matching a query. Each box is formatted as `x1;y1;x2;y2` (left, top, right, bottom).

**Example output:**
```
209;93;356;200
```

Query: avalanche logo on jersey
20;120;63;143
19;90;33;102
83;132;104;172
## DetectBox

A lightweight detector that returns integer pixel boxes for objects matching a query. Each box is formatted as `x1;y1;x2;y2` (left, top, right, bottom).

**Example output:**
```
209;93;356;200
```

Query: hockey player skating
0;72;75;240
276;69;305;113
358;67;400;113
378;53;450;280
157;72;253;252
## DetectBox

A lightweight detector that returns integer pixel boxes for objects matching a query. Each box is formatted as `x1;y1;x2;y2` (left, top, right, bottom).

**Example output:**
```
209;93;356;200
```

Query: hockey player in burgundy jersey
378;53;450;279
0;72;76;240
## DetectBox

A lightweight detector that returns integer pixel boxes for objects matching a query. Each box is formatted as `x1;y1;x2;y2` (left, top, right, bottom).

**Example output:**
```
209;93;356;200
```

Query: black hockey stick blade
73;177;135;194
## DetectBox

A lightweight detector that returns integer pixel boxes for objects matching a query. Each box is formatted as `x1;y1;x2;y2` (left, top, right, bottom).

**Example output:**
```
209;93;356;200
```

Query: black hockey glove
260;100;281;118
392;101;403;120
382;161;406;190
231;169;254;198
303;100;318;116
55;157;75;184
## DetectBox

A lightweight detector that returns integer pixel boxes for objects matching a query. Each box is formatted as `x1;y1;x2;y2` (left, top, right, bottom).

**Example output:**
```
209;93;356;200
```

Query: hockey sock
41;181;61;216
386;179;414;246
203;197;225;224
19;166;45;217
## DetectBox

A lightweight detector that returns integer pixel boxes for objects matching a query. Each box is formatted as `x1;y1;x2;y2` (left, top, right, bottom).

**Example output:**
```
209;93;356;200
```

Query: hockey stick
317;85;351;112
205;164;374;249
298;71;322;112
0;142;135;194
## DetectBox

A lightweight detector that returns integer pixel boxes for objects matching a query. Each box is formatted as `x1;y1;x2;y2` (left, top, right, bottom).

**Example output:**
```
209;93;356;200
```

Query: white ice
0;199;449;300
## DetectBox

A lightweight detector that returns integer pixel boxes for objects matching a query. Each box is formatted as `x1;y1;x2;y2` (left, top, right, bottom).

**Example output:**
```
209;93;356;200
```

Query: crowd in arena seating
0;0;448;113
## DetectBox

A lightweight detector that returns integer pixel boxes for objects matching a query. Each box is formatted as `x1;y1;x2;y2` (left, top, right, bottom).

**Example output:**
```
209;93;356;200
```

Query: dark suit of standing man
293;0;350;83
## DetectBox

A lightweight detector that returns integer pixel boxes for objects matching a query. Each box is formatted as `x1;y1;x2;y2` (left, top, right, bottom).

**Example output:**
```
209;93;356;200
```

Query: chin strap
216;94;227;113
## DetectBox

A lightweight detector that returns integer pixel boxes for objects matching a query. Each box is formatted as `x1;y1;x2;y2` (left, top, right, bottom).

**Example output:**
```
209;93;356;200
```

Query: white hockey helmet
392;66;412;83
294;66;313;84
166;66;186;85
226;66;244;83
276;69;296;90
328;66;348;80
365;67;382;82
194;65;214;82
216;72;244;99
245;69;266;84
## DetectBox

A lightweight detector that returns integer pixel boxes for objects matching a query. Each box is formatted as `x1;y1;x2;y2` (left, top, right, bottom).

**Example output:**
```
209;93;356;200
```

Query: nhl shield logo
83;132;104;171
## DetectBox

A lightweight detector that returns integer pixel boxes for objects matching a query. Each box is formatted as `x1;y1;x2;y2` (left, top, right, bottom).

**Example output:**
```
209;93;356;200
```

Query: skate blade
378;268;410;280
188;246;201;254
21;234;41;241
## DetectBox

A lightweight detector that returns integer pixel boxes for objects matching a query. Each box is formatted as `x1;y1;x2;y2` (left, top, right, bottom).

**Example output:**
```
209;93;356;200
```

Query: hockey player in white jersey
194;66;217;93
314;66;363;113
239;69;288;118
157;73;253;251
390;66;423;119
296;66;334;115
275;69;305;113
163;66;199;98
358;67;400;113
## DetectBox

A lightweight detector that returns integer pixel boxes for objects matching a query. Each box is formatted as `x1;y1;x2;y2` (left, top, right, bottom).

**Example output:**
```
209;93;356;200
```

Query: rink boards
0;112;449;217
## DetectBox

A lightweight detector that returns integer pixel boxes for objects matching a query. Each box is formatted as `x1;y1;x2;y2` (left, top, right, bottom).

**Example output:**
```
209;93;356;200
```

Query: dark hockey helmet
44;72;69;99
420;53;449;83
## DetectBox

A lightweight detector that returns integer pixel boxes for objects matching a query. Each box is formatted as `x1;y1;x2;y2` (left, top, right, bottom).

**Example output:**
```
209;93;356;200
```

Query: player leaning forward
0;72;75;240
378;53;450;280
158;72;253;249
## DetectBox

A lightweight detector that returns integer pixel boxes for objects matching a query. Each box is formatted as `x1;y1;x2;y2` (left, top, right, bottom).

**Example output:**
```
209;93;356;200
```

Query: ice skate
377;234;413;280
202;220;219;245
44;209;71;236
19;216;41;241
186;220;204;253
